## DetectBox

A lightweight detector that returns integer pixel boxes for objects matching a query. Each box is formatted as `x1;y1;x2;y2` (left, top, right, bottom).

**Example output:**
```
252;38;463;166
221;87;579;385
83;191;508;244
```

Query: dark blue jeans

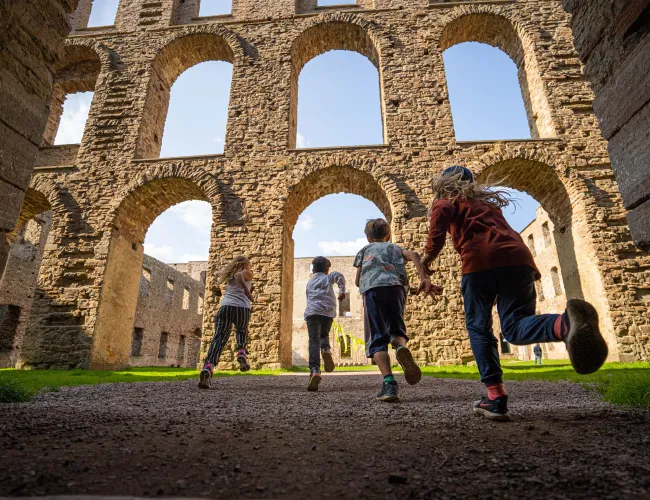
461;265;561;386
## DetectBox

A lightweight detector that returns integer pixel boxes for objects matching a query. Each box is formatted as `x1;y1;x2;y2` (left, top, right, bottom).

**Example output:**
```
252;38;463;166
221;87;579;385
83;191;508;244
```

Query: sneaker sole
322;351;335;373
237;356;250;372
396;347;421;385
307;374;321;392
198;370;211;390
566;299;608;375
473;406;511;422
377;394;400;402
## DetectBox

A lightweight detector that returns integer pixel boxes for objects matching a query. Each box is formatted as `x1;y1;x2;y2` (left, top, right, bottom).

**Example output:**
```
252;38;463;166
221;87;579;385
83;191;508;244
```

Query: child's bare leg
373;351;393;377
390;336;406;349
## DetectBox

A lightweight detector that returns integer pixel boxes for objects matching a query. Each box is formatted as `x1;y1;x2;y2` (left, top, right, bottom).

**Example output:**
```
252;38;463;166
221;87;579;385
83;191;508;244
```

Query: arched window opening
159;61;233;157
87;0;120;27
479;161;576;362
198;0;232;17
122;199;212;368
43;45;101;147
440;13;556;139
296;50;383;149
53;92;93;145
551;267;563;296
137;34;235;159
542;222;552;248
291;193;385;368
92;178;214;369
527;234;536;257
442;42;531;141
289;22;385;149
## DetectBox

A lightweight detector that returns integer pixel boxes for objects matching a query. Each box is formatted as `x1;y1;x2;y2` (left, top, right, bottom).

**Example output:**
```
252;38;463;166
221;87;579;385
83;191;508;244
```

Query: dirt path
1;373;649;499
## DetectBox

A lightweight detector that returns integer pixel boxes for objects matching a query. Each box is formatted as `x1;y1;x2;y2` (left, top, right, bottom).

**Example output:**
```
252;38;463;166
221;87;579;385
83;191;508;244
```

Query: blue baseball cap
442;166;474;182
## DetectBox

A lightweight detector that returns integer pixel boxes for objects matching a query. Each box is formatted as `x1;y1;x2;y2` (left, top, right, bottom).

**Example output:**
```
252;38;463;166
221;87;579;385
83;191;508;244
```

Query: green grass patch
0;376;33;403
0;366;282;399
421;360;650;409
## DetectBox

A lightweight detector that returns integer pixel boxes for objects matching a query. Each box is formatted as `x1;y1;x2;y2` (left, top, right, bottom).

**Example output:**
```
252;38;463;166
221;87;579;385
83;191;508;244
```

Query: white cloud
317;238;367;256
296;132;310;149
297;213;314;232
54;93;92;145
212;135;224;144
170;201;213;232
143;243;174;262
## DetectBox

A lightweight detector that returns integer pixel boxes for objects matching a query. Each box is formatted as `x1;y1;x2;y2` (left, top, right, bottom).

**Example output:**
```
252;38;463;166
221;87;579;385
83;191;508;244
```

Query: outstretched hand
416;278;443;300
422;254;435;276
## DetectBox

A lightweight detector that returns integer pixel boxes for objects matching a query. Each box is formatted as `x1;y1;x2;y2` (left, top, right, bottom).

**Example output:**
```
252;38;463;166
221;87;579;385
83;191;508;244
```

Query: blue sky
57;6;540;263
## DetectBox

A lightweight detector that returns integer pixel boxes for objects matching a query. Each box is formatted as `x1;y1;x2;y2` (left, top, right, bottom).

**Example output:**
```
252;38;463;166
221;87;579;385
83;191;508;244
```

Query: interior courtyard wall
129;255;203;368
12;0;650;369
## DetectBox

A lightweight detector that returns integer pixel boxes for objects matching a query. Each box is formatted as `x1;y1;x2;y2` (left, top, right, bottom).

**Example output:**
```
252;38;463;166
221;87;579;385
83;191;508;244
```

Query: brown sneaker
307;371;322;392
395;346;421;385
565;299;608;374
321;348;335;373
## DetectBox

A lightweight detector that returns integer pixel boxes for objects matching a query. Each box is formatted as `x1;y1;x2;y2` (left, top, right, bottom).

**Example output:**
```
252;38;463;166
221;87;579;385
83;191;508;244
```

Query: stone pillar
0;0;78;280
563;0;650;250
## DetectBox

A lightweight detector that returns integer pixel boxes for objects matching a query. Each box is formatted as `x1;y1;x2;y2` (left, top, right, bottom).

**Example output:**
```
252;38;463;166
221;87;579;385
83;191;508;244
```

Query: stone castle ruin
2;0;650;370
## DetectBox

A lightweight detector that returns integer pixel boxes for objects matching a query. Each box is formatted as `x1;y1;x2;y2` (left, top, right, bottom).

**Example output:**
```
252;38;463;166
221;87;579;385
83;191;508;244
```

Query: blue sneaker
473;396;510;422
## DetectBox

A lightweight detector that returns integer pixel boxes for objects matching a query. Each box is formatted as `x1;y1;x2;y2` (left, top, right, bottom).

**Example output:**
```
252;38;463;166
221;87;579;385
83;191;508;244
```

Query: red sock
553;314;568;341
487;383;507;400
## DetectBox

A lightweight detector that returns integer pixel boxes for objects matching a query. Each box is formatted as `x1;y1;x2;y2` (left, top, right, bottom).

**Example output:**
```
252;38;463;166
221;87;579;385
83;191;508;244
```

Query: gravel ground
1;373;650;499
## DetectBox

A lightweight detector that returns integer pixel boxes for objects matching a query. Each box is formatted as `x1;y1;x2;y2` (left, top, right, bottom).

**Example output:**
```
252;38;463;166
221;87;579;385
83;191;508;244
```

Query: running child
199;255;254;389
422;166;608;421
354;218;439;402
304;256;346;392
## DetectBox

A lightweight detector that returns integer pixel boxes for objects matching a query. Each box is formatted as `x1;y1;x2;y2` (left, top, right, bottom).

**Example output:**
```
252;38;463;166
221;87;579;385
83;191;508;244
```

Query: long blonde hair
431;170;516;210
216;255;250;285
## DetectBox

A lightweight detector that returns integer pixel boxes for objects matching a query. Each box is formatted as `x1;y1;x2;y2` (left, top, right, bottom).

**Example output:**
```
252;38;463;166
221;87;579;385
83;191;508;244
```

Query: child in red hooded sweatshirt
422;166;608;422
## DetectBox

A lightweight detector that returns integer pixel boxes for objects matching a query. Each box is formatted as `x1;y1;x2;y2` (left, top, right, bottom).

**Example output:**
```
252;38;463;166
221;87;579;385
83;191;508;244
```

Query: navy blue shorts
363;285;408;358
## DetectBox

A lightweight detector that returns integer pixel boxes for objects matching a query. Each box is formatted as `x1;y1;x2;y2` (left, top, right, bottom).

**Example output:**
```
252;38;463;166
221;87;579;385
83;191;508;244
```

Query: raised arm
422;200;455;271
402;248;442;298
329;271;347;299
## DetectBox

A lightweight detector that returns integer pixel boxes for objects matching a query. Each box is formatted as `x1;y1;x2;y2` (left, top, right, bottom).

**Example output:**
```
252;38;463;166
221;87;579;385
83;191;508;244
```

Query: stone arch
0;185;57;368
288;13;389;148
91;169;222;369
438;8;556;139
42;40;107;146
136;27;242;159
278;162;404;368
472;154;617;355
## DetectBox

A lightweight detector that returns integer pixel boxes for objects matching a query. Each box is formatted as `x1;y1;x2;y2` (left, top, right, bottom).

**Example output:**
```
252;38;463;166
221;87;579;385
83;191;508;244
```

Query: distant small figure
304;256;346;392
533;344;543;365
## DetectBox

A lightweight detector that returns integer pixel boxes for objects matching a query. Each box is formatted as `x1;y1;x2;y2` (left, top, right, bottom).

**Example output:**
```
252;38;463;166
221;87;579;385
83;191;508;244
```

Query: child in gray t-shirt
304;256;346;392
354;219;440;402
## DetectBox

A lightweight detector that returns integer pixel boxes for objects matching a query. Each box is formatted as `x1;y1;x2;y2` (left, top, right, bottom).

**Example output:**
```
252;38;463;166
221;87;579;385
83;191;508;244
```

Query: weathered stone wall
0;0;78;280
8;0;650;369
168;261;209;284
129;255;204;368
292;256;369;367
0;214;52;368
563;0;650;250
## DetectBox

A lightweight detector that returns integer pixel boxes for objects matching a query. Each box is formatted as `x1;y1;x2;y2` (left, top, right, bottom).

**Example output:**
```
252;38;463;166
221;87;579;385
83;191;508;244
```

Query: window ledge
192;14;234;22
455;137;562;146
133;153;226;163
315;4;361;11
288;144;389;153
428;0;516;8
